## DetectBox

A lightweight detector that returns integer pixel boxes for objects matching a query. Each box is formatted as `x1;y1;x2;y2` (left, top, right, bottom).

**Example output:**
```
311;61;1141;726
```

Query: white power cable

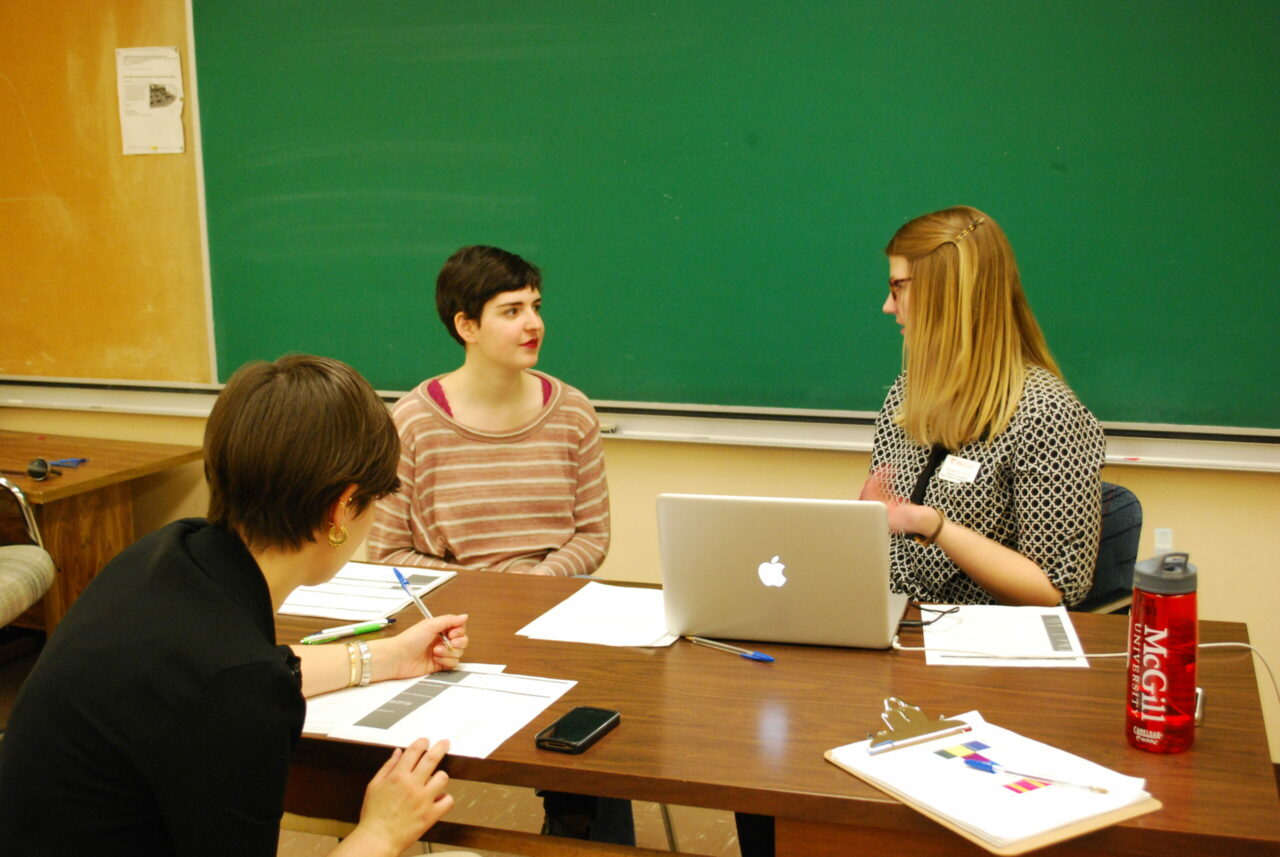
891;637;1280;708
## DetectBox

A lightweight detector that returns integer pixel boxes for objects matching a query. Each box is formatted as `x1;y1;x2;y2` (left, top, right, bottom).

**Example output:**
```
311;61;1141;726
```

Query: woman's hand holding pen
294;615;468;697
373;613;469;682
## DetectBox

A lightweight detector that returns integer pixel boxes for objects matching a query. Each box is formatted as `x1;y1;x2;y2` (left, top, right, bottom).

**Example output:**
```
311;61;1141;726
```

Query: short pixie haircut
205;354;400;550
436;245;542;346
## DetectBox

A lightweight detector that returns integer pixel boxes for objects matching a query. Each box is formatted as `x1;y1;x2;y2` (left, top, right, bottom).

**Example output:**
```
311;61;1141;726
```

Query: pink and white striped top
368;371;610;576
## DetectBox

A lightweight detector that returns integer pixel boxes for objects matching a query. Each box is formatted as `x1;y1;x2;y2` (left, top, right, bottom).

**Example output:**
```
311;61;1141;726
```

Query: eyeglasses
888;277;912;300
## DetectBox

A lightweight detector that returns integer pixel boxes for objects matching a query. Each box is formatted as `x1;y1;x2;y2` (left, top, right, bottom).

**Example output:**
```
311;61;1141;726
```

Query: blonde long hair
884;206;1059;449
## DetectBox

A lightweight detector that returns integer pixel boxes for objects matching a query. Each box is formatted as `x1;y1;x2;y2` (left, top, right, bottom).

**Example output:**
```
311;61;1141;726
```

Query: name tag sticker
938;454;981;483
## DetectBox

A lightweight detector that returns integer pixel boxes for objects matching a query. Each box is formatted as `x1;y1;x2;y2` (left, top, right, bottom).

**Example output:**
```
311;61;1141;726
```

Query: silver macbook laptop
657;493;908;649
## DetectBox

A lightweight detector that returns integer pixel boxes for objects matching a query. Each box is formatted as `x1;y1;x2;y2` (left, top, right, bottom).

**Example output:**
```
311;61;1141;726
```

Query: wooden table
0;429;201;631
278;573;1280;857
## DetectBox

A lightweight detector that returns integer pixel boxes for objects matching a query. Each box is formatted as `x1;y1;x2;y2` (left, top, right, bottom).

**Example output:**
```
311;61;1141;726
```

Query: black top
0;519;304;856
870;367;1106;606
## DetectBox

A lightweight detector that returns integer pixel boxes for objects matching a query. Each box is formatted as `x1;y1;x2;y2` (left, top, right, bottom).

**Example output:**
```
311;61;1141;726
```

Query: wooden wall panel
0;0;209;382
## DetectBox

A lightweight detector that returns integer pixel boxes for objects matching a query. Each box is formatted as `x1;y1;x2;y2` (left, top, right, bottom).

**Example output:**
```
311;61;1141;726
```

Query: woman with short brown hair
0;354;473;856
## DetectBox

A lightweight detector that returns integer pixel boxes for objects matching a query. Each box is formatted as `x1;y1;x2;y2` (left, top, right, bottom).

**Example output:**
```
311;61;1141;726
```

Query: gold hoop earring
328;524;348;548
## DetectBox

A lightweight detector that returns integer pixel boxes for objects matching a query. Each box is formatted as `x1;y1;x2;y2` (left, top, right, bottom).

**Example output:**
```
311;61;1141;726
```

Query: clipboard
825;699;1162;856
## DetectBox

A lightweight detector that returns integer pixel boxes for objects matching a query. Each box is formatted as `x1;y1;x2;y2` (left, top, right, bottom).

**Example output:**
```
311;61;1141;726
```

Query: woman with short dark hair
370;246;626;843
369;244;611;580
0;354;473;857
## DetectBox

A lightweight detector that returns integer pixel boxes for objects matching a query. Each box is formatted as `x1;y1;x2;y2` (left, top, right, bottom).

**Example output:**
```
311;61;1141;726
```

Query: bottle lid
1133;551;1197;594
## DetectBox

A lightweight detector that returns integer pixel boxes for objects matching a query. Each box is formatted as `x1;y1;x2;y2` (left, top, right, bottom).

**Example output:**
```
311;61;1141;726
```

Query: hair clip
953;217;986;242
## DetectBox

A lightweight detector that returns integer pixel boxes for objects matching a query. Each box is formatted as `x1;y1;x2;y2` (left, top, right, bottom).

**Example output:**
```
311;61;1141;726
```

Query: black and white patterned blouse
869;366;1106;606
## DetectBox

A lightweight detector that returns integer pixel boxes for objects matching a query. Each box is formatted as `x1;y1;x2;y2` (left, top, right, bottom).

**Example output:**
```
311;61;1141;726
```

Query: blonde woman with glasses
861;206;1105;607
737;206;1109;857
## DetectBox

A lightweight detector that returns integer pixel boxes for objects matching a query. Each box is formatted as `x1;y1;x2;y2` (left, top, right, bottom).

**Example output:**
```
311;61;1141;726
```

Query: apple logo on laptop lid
757;555;787;587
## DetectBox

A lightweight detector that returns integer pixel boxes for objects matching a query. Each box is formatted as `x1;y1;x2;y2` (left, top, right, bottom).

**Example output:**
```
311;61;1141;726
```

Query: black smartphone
535;706;620;754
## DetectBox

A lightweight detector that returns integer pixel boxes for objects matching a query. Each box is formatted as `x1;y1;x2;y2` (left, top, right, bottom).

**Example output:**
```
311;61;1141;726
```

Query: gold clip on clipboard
867;697;971;755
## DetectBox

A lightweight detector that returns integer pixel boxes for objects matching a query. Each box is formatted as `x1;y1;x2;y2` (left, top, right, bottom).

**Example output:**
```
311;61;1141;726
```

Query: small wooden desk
278;573;1280;857
0;429;201;631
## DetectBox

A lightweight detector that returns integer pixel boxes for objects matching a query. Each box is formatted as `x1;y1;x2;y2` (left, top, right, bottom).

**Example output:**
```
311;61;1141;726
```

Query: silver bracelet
356;639;372;686
345;641;361;687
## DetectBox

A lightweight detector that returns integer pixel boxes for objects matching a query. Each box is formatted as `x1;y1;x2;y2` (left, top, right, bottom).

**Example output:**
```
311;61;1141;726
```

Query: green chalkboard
194;1;1280;429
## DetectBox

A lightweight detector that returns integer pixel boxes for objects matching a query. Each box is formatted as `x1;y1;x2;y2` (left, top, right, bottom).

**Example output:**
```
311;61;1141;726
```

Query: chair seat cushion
0;545;56;626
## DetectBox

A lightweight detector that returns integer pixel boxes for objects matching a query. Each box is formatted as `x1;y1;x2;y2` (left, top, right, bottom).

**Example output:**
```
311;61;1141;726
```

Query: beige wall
3;406;1277;763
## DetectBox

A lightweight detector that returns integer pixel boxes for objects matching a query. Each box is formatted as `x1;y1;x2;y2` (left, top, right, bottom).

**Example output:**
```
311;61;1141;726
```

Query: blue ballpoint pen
48;457;88;468
393;568;457;654
686;636;774;662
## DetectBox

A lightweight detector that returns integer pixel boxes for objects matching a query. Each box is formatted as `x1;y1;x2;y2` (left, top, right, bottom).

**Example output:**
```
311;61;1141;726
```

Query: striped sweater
368;371;610;576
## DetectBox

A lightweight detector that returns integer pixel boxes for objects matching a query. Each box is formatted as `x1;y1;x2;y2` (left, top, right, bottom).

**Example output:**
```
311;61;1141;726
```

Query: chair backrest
0;477;56;627
0;476;45;549
0;544;56;627
1074;482;1142;613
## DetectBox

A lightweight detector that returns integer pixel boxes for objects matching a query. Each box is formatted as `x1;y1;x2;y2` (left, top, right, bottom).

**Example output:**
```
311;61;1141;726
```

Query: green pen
300;618;396;645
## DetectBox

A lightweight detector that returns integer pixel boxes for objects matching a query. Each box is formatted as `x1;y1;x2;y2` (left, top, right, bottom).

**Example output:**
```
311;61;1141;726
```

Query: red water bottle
1125;551;1197;753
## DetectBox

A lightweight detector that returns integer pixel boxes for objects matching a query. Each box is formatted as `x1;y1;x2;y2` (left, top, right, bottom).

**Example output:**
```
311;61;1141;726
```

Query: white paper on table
115;47;185;154
280;562;455;621
307;667;575;758
303;663;504;735
517;581;677;647
828;711;1150;848
922;605;1088;667
451;662;506;674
